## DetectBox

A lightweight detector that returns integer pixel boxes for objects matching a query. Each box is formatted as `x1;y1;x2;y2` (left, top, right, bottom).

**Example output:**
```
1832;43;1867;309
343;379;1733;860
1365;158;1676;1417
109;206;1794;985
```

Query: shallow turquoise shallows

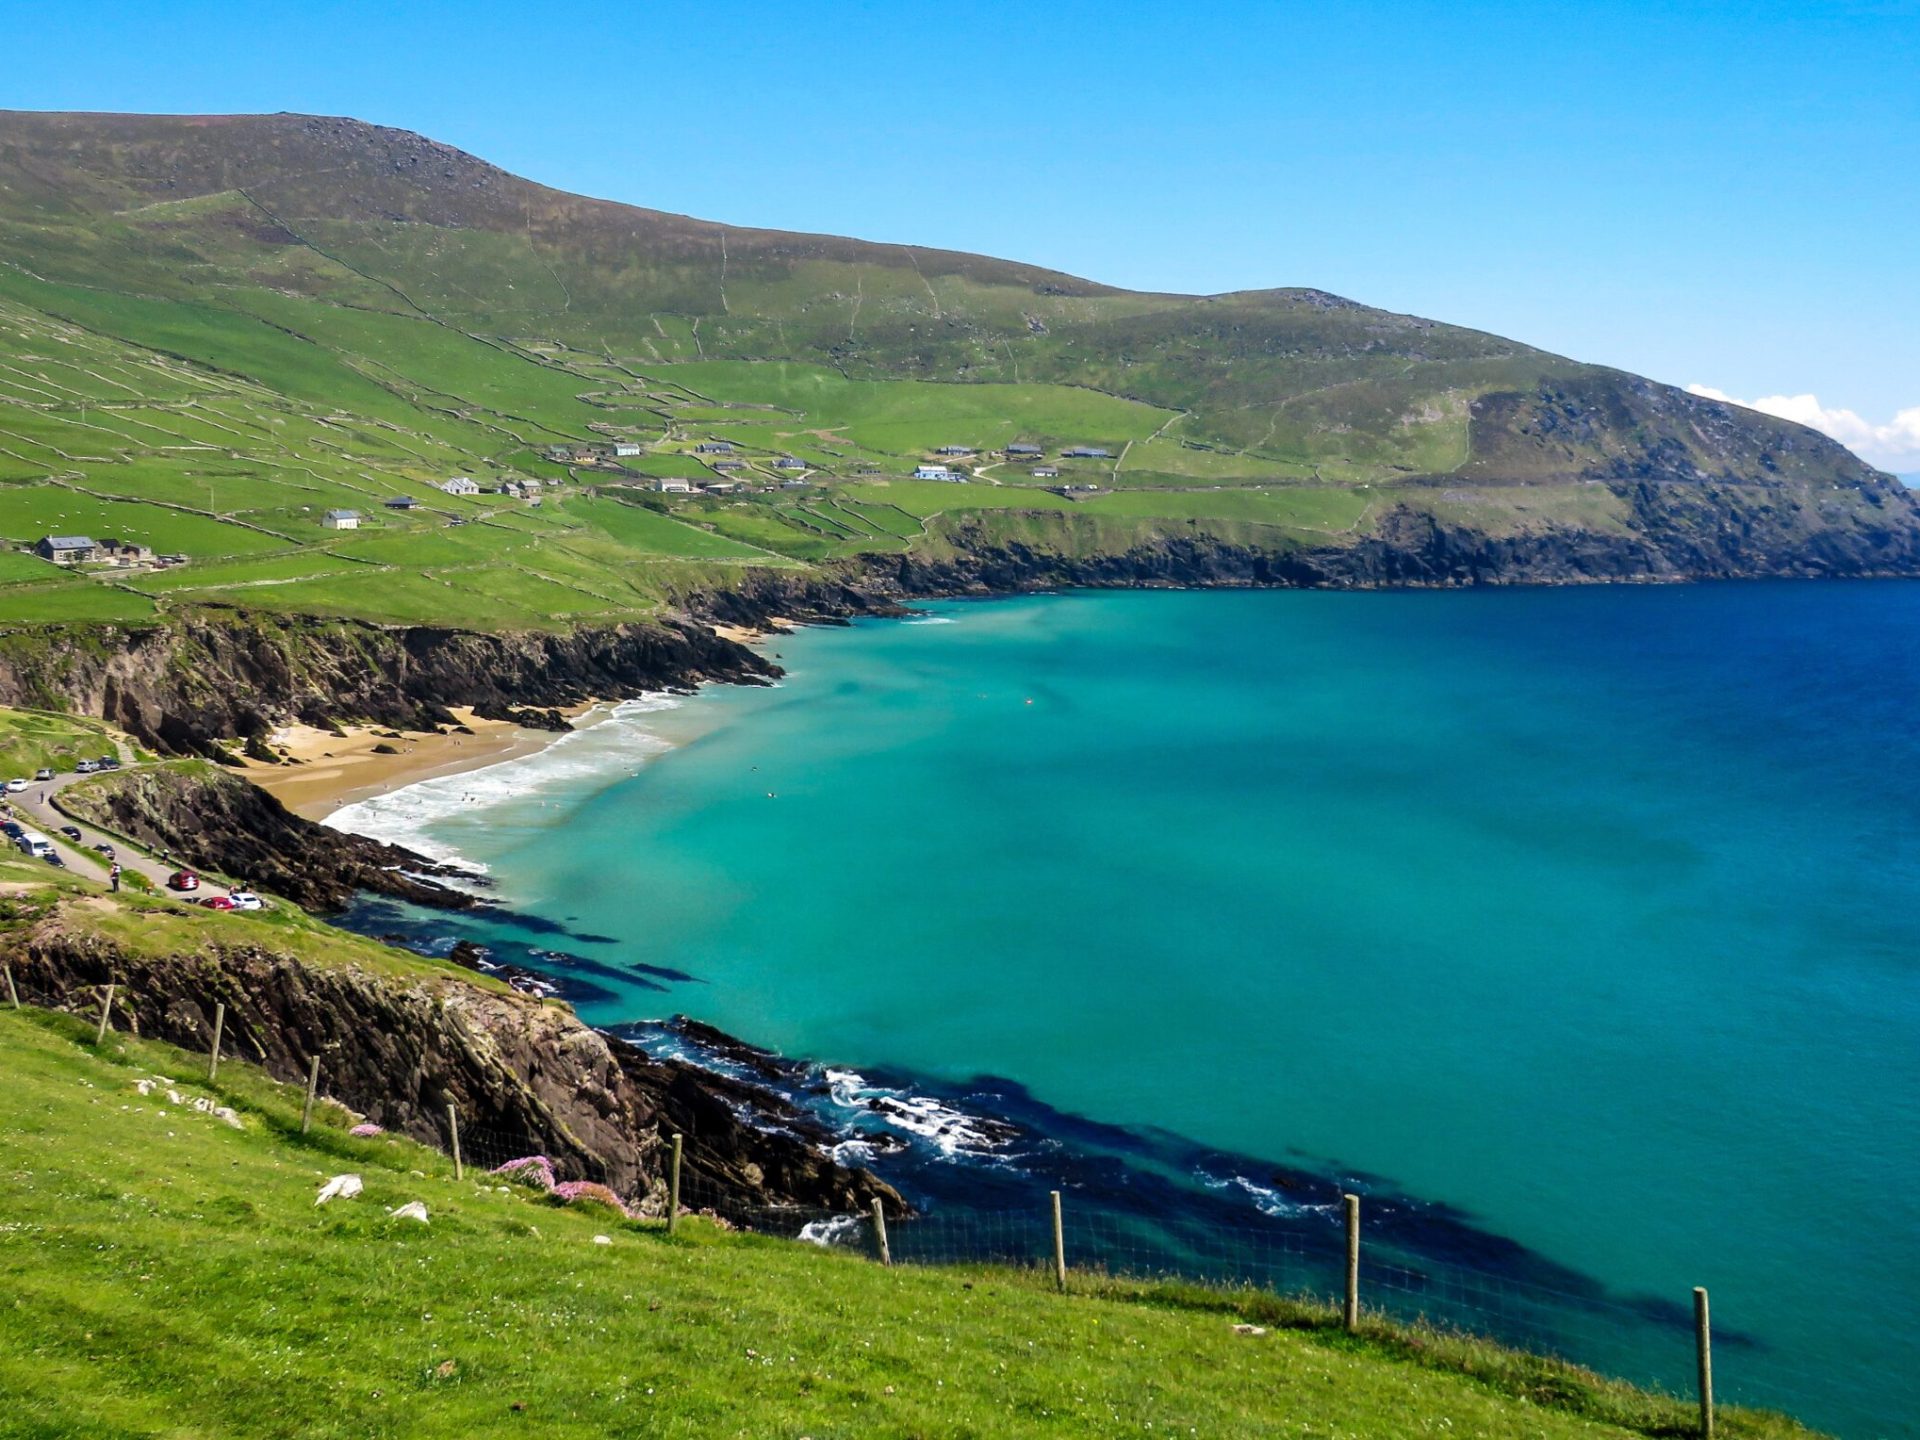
348;585;1920;1438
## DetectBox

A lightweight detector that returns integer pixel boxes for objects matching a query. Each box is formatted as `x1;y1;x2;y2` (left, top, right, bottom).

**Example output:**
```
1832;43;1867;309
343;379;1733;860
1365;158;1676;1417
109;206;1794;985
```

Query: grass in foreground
0;1006;1821;1439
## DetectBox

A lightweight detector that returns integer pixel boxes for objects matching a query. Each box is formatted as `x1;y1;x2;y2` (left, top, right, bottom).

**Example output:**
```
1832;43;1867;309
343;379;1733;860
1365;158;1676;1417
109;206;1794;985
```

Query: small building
97;538;156;565
779;478;810;489
498;480;525;497
655;478;696;494
1031;466;1060;479
695;441;735;455
702;480;745;495
321;509;360;530
1006;443;1043;458
935;445;977;457
773;456;806;470
440;476;481;496
1063;446;1111;459
612;442;643;458
384;495;420;511
913;464;956;481
712;459;745;472
34;535;98;565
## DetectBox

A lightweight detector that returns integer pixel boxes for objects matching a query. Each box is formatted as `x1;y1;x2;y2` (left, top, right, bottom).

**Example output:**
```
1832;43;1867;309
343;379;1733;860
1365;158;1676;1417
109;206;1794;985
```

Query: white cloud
1686;384;1920;472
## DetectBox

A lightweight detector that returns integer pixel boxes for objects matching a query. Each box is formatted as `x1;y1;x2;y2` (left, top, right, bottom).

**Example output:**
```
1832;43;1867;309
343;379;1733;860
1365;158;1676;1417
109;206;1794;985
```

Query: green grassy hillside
0;1004;1820;1439
0;110;1909;630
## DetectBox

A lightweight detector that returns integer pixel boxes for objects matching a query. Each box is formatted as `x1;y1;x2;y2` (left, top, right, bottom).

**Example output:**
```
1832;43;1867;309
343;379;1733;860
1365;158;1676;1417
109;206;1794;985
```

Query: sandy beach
711;618;794;646
245;706;587;820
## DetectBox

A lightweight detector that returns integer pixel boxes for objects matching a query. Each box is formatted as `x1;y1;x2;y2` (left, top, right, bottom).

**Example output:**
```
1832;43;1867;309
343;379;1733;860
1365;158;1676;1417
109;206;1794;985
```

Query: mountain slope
0;108;1913;636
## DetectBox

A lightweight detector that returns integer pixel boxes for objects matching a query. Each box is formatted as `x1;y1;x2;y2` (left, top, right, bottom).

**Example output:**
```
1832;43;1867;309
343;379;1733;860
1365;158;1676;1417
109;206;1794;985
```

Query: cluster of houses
319;474;561;530
32;535;177;570
910;441;1110;483
650;476;782;496
543;441;644;466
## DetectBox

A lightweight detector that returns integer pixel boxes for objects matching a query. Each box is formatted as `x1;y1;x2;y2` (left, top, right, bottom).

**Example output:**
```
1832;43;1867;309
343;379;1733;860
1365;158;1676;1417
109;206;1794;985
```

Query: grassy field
0;109;1891;631
0;1001;1821;1440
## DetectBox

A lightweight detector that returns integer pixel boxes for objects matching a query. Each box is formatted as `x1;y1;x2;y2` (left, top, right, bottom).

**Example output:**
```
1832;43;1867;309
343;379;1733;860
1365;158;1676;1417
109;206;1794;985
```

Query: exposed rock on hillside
58;763;476;911
0;613;775;758
2;906;902;1216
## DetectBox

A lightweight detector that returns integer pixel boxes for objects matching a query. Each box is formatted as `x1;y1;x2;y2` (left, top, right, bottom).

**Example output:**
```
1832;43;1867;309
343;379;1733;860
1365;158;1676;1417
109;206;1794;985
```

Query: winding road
5;769;209;901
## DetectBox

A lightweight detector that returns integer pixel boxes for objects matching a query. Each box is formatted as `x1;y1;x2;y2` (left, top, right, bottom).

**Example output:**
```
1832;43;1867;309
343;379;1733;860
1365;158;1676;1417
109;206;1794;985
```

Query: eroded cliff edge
0;896;901;1216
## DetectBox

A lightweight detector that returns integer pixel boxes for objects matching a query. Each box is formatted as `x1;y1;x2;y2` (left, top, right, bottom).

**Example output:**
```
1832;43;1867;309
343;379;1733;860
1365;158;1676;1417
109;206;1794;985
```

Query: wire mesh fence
39;979;1886;1440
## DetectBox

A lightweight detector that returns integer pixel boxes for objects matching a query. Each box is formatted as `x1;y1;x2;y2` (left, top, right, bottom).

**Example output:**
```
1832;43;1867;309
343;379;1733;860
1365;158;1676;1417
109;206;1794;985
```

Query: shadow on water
335;890;1748;1388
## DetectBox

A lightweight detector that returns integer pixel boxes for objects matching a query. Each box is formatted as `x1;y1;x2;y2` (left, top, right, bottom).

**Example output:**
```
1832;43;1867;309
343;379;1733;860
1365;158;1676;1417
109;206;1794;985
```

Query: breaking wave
324;695;683;870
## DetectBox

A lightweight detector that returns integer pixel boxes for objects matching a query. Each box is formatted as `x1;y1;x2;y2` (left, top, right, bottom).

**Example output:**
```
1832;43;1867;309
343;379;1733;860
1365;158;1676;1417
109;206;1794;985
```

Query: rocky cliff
0;899;901;1216
58;763;481;912
0;612;778;759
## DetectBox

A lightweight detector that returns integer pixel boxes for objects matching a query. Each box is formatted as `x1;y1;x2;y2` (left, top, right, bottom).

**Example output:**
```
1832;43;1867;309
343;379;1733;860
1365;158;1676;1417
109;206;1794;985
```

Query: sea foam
324;695;682;871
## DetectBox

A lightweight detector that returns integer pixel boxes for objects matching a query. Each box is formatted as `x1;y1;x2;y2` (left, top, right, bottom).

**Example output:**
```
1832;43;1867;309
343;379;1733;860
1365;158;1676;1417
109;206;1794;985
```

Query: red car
168;870;199;892
199;895;234;911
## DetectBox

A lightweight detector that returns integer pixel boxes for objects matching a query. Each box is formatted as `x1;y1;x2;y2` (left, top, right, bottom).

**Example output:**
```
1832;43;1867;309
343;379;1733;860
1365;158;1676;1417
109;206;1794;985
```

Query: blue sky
6;0;1916;467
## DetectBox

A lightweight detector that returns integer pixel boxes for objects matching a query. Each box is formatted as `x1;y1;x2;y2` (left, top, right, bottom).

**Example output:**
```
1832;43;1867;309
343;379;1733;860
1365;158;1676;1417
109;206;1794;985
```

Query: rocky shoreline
7;493;1920;1220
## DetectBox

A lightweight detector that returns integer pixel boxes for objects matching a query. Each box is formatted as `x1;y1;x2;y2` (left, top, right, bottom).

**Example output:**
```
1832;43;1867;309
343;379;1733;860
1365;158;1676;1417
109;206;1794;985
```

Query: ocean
331;584;1920;1439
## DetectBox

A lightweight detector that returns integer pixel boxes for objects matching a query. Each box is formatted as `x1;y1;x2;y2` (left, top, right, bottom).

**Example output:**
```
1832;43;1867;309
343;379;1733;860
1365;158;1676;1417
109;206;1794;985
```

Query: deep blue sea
335;584;1920;1439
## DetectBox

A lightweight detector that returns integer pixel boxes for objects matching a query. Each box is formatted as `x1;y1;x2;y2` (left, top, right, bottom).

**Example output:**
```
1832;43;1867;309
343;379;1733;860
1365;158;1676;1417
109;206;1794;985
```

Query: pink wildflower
551;1180;631;1217
492;1155;558;1191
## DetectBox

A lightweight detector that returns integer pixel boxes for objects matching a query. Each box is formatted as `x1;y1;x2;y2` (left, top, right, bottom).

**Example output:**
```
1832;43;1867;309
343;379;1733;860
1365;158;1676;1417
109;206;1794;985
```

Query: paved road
3;771;208;902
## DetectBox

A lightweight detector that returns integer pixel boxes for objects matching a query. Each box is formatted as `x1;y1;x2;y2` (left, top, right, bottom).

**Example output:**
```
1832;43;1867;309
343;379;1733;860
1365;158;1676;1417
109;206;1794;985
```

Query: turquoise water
340;585;1920;1437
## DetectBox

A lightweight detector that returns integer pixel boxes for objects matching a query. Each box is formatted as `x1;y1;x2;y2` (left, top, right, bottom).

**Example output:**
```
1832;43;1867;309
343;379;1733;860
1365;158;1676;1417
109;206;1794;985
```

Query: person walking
109;862;121;893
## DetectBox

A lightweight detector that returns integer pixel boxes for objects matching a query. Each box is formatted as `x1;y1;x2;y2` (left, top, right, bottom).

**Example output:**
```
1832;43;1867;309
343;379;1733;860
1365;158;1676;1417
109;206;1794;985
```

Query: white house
440;476;481;496
655;478;696;494
913;464;965;481
612;442;643;457
321;509;360;530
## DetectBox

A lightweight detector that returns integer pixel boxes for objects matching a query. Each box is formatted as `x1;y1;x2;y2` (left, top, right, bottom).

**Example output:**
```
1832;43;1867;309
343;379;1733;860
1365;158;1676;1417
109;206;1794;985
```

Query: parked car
74;760;98;774
33;768;53;782
228;891;265;912
96;756;121;771
199;895;235;911
42;852;64;869
92;842;115;858
167;870;199;892
4;779;27;793
58;825;82;842
0;821;20;840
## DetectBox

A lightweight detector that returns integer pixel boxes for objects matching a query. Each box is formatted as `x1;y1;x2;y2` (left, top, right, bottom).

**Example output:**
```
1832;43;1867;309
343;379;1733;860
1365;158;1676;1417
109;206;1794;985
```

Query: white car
3;779;27;793
228;891;265;912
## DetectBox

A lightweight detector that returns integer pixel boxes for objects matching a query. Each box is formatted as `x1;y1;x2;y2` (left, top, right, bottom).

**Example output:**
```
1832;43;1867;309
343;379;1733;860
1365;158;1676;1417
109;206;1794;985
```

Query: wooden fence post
871;1197;891;1267
299;1055;320;1134
666;1132;683;1236
1344;1193;1362;1331
1694;1286;1714;1438
93;983;115;1045
447;1103;463;1181
1050;1189;1067;1291
206;1002;225;1083
3;963;17;1009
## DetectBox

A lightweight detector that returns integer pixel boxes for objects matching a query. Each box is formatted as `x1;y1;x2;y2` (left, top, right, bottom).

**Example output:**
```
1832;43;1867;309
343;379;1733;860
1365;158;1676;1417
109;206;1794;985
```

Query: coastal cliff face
2;477;1914;765
58;763;480;912
0;905;901;1216
852;482;1920;598
0;613;776;758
